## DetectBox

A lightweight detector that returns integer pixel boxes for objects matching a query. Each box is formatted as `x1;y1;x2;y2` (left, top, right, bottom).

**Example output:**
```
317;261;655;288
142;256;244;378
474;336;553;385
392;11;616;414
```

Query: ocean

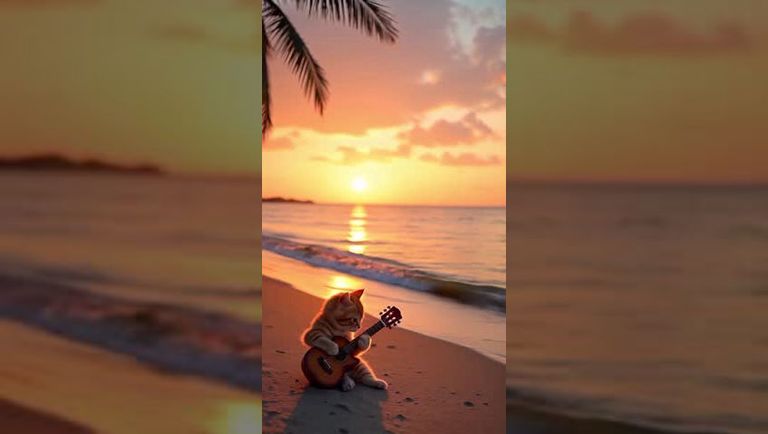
262;201;508;364
0;172;262;313
0;172;262;388
3;172;766;434
262;202;506;310
507;183;768;434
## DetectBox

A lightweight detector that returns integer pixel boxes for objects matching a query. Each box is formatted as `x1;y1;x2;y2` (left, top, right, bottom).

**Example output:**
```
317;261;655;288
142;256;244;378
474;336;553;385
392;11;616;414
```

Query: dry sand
262;276;506;434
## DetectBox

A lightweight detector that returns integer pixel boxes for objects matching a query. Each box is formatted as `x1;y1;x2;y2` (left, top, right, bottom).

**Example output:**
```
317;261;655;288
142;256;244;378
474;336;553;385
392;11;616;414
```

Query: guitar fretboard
340;320;386;356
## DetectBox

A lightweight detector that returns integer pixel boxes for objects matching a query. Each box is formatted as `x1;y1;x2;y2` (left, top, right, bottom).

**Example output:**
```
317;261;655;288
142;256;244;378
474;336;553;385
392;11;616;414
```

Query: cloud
264;133;298;151
473;25;506;86
308;110;499;165
509;10;752;56
329;144;412;165
508;13;556;42
474;25;506;64
268;0;507;133
399;112;494;147
316;143;501;167
420;151;502;166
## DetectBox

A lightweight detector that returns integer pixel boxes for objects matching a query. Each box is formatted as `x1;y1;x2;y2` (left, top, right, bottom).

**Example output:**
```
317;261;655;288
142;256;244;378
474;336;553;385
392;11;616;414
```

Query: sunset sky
1;0;766;201
0;0;261;175
262;0;507;206
509;0;768;184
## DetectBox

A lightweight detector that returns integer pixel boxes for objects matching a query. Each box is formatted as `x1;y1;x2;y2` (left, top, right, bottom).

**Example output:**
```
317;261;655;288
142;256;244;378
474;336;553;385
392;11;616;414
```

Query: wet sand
0;320;260;434
0;399;94;434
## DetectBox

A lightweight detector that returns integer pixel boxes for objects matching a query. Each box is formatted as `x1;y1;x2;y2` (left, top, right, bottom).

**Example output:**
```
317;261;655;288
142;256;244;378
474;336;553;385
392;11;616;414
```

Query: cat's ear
351;289;364;300
341;292;353;305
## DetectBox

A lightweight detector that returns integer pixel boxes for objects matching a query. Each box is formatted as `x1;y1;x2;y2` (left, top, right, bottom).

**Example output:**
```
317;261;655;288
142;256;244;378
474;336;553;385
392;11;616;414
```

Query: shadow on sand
282;386;390;434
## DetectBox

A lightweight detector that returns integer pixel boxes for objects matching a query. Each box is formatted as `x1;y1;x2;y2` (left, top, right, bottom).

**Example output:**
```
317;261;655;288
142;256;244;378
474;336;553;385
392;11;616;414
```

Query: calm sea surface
0;172;262;320
262;202;506;289
507;183;768;434
4;173;765;433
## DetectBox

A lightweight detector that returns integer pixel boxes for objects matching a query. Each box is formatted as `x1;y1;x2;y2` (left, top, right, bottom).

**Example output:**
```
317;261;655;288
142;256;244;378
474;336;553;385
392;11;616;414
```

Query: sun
351;176;368;193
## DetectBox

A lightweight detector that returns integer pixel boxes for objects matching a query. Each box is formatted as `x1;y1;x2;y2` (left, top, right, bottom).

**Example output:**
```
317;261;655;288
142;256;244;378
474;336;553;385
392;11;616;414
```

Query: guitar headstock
379;305;403;328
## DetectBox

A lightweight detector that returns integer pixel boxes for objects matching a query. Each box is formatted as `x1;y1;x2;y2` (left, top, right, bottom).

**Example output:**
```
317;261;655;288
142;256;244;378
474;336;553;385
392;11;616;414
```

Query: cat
302;289;388;391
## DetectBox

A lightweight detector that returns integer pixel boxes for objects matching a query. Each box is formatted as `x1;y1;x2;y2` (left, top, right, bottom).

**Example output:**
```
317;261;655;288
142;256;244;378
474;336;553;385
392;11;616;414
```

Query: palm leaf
263;0;329;121
294;0;398;43
262;20;273;135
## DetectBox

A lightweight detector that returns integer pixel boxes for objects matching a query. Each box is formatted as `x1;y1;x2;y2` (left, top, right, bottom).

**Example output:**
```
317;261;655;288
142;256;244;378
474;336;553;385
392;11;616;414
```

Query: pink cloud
399;112;494;147
420;152;502;167
263;135;296;151
316;144;501;167
268;0;506;133
509;10;752;56
329;144;412;165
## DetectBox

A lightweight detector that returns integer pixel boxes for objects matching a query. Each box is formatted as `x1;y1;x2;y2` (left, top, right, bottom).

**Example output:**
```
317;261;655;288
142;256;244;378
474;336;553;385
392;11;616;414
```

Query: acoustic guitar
301;305;403;388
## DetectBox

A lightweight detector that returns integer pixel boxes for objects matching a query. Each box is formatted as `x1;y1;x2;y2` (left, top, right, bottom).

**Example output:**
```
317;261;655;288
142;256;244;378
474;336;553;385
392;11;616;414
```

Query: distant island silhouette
263;197;314;204
0;154;164;175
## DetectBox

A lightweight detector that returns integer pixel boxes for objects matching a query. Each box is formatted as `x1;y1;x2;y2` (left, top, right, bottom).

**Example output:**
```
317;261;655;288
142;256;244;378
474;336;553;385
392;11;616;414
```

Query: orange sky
508;0;768;185
0;0;261;175
262;0;507;206
1;0;766;196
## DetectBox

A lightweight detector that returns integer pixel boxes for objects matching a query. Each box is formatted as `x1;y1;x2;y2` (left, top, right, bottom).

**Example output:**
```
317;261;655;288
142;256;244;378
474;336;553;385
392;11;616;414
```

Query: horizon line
3;167;766;190
507;178;768;188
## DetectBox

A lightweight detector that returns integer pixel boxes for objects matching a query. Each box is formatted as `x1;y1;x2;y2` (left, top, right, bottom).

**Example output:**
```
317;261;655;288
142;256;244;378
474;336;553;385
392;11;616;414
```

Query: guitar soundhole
317;356;333;374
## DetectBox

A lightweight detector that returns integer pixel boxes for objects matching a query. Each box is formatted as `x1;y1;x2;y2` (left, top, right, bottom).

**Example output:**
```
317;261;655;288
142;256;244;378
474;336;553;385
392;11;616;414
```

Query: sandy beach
262;276;506;434
0;398;94;434
0;320;261;434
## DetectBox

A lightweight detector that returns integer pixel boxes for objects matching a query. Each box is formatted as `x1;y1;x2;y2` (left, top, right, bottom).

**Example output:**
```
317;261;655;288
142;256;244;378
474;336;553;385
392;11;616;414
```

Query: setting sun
351;176;368;193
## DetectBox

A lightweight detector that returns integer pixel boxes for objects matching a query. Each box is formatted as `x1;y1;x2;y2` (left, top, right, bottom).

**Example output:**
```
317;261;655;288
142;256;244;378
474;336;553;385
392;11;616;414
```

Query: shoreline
0;273;261;392
262;235;506;311
263;250;506;364
262;273;713;434
262;275;506;433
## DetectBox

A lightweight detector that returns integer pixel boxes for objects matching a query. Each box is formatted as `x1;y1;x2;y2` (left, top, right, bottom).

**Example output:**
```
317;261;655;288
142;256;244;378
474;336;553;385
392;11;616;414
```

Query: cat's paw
371;379;388;390
357;334;371;350
323;342;339;356
341;375;356;392
314;338;339;356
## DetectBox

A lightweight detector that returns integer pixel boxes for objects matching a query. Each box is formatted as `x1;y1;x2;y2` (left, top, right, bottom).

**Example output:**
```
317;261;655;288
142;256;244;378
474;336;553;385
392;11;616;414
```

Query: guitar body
301;336;360;388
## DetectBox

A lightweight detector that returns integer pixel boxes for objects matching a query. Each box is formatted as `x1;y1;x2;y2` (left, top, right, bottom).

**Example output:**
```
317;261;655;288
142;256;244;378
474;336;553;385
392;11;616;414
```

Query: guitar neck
341;320;386;355
361;320;386;338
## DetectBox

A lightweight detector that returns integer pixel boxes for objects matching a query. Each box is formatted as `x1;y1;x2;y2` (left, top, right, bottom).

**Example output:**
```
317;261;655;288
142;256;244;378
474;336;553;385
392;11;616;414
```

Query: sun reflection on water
347;205;368;254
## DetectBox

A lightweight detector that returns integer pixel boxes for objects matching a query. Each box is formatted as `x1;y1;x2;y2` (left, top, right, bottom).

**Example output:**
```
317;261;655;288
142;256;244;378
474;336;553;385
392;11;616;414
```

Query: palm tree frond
295;0;398;43
264;0;329;118
262;19;273;136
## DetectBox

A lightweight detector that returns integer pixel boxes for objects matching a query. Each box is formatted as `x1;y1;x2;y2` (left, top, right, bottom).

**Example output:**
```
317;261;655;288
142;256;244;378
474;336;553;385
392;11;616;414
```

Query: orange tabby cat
302;289;388;391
